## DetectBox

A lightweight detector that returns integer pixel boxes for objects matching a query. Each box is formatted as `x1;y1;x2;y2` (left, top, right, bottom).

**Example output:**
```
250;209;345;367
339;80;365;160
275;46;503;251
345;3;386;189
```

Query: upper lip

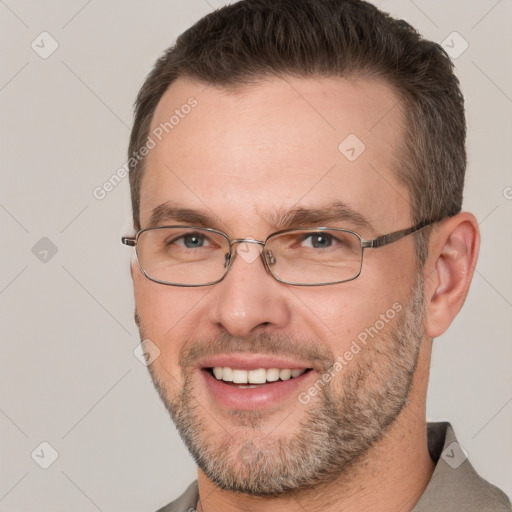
198;353;313;371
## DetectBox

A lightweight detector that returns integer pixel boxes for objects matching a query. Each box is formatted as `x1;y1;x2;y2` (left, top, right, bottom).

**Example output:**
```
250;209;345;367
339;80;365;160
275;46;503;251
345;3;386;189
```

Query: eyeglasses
121;221;434;287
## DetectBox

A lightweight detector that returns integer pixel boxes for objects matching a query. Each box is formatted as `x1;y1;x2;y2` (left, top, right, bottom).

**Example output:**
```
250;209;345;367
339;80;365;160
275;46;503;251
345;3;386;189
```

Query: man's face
132;76;426;494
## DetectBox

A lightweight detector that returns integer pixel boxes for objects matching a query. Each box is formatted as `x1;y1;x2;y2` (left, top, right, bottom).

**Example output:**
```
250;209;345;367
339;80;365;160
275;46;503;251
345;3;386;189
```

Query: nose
209;242;292;337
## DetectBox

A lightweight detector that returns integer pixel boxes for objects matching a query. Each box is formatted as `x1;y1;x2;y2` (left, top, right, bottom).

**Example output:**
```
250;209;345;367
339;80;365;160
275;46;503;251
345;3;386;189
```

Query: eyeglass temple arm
362;220;434;249
121;236;136;246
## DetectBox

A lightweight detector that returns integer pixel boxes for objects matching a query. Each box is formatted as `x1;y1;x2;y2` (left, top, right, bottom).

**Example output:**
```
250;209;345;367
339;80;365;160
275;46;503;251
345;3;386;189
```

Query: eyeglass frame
121;220;436;287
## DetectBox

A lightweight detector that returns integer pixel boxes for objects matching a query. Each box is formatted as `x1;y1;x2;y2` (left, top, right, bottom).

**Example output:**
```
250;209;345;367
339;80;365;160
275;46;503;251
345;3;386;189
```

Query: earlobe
424;213;480;338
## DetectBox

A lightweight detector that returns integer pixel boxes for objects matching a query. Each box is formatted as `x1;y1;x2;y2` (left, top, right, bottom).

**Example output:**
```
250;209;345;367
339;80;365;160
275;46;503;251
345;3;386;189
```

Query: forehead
140;75;411;234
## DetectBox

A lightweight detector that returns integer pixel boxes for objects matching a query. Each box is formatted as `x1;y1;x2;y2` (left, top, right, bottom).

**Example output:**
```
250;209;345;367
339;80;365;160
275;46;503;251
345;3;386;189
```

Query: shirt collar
412;422;510;511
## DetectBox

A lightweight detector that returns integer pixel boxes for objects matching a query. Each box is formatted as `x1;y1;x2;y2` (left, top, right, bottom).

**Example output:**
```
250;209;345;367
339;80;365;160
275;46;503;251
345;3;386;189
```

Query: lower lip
201;369;314;411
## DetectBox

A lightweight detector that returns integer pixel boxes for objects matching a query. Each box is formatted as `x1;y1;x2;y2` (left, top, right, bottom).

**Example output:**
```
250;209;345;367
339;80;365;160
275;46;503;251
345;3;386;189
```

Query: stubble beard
144;276;425;496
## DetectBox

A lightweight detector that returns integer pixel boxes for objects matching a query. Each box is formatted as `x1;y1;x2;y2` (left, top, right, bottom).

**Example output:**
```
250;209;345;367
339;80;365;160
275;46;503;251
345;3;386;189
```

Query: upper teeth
212;367;306;384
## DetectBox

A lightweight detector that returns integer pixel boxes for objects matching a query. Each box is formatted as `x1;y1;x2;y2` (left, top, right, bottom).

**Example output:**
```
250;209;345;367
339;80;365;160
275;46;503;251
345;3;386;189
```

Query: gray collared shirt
156;422;511;512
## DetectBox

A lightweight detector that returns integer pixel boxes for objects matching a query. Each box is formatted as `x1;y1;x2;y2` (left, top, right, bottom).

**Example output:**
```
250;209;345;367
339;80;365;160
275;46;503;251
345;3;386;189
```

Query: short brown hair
128;0;466;264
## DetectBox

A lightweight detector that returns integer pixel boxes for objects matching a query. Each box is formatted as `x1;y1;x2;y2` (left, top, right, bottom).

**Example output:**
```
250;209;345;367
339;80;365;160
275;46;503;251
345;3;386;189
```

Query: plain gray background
1;0;511;510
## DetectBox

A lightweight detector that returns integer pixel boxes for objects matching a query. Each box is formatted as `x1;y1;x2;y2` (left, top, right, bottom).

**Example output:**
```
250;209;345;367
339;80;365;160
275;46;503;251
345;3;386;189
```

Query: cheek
134;270;195;332
289;286;384;354
296;266;412;356
132;272;207;373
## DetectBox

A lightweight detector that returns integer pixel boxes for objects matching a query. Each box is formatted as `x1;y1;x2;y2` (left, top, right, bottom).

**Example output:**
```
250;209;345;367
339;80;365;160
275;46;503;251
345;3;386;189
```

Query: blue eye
178;233;208;248
301;233;334;249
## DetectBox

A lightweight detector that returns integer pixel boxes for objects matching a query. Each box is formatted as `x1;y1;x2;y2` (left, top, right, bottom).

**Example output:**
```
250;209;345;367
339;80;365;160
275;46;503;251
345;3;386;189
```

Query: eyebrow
271;202;375;233
147;200;374;233
148;202;218;228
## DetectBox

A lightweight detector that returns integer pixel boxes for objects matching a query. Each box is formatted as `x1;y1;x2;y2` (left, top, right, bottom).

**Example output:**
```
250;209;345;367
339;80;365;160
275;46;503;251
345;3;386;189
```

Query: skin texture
130;76;480;512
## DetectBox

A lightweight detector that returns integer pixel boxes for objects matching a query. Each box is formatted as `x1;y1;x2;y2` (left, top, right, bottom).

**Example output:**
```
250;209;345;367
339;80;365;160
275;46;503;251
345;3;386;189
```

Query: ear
423;212;480;338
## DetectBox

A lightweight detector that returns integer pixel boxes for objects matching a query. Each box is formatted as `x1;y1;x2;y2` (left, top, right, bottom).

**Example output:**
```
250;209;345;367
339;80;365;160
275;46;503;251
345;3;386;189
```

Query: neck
197;342;434;512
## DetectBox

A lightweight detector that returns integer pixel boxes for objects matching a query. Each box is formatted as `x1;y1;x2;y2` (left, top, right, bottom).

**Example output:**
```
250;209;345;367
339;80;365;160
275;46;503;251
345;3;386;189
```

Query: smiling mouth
206;367;313;387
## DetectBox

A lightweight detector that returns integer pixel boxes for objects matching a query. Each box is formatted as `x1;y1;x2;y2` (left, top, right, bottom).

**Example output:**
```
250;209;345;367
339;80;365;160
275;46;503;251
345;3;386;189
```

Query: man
122;0;511;510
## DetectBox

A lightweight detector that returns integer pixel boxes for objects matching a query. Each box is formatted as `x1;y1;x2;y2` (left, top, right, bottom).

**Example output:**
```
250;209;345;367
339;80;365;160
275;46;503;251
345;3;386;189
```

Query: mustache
178;331;334;372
